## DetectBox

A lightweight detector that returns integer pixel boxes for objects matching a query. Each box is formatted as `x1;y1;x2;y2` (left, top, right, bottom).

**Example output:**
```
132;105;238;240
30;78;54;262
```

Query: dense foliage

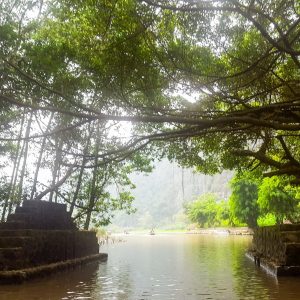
258;176;300;224
185;193;230;228
186;172;300;228
0;0;299;227
229;173;260;228
229;172;300;227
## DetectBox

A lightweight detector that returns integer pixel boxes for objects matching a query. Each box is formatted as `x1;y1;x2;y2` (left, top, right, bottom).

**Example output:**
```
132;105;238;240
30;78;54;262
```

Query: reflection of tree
0;262;100;299
231;239;275;300
182;235;282;299
184;236;237;297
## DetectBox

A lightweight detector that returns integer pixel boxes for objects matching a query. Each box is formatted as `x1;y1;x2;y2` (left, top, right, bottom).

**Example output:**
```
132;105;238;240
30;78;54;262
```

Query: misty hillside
111;160;233;229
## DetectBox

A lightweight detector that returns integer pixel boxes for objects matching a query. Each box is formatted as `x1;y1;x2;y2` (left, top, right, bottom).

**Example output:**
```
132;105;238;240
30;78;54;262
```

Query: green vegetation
229;173;260;228
111;160;232;230
0;0;299;228
258;176;300;224
185;172;300;229
185;193;230;228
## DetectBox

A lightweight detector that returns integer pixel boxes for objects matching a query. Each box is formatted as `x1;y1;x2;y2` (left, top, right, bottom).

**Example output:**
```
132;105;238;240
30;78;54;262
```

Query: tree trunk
69;126;93;215
16;111;33;204
30;112;54;201
7;137;26;215
1;111;26;221
34;167;74;201
49;137;63;202
84;124;100;230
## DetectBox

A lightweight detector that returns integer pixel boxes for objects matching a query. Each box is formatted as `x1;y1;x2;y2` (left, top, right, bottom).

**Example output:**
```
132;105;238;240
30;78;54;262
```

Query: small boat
149;229;155;235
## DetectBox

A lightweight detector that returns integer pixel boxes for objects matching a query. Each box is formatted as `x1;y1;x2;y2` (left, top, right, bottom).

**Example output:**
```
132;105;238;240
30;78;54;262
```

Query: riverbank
187;227;252;235
105;227;252;237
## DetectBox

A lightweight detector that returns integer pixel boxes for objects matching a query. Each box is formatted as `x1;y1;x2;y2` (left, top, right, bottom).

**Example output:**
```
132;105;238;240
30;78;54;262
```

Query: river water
1;234;300;299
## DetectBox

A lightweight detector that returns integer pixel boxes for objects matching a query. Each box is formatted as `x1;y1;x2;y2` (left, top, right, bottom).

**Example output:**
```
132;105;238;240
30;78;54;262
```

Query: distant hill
110;160;232;229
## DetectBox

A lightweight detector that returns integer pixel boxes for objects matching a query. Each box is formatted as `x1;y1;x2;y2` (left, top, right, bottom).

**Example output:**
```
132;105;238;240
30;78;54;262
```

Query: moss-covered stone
0;253;107;284
0;200;104;278
249;224;300;276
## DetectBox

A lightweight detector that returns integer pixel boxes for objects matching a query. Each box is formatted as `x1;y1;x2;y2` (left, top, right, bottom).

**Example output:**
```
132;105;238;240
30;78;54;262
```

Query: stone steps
0;247;24;262
15;206;37;214
0;236;33;248
0;247;27;271
2;200;76;230
7;213;31;223
281;231;300;266
0;221;28;230
281;231;300;243
0;200;99;274
0;230;32;237
252;225;300;274
279;224;300;232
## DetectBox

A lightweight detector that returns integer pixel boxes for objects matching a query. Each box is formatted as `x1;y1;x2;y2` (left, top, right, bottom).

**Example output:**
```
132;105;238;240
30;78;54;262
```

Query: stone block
0;237;33;248
0;201;100;272
285;243;300;266
281;231;300;243
250;225;300;275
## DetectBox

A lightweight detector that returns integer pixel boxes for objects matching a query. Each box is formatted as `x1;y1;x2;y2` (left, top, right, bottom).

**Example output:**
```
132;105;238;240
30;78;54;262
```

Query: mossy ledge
0;253;108;284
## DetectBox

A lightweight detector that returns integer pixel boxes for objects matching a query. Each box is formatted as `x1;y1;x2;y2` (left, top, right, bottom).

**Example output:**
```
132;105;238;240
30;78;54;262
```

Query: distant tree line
185;171;300;229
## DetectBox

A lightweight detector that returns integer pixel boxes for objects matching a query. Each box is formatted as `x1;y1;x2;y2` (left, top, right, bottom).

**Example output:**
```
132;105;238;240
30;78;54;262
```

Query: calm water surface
1;234;300;299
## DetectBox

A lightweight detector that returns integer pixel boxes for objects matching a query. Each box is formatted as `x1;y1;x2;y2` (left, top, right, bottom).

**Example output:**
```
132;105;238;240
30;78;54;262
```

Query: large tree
0;0;300;221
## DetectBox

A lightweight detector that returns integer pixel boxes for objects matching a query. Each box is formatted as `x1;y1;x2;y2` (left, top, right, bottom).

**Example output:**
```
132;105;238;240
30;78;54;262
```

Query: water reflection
1;234;300;299
0;262;100;300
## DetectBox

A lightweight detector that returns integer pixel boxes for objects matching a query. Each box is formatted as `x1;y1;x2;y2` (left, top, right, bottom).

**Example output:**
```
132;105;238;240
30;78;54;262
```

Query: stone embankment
0;200;107;283
248;224;300;276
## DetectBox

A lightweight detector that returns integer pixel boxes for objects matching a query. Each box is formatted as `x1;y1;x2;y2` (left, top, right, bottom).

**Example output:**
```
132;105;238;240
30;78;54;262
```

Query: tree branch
34;167;76;201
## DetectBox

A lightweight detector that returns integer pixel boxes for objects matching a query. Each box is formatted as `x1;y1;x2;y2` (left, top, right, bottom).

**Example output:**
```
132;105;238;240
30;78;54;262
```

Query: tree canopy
0;0;300;226
258;176;300;224
228;171;300;227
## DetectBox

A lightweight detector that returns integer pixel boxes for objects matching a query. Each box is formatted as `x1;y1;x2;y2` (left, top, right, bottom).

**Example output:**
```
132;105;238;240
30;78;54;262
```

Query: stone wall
5;200;77;230
0;200;100;271
24;230;99;266
0;229;99;271
252;224;300;266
